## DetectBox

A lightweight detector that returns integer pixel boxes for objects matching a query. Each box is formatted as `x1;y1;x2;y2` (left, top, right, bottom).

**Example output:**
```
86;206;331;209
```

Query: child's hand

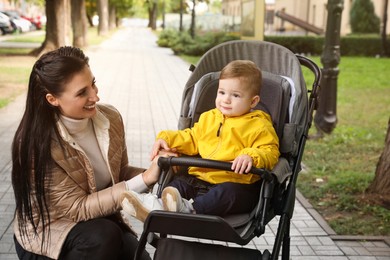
231;155;253;174
150;139;176;161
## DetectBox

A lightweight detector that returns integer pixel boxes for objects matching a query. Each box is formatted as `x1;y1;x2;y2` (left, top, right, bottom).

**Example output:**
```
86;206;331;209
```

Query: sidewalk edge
296;189;390;246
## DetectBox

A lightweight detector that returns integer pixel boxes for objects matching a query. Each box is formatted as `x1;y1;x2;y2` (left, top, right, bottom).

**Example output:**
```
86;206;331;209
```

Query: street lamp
314;0;344;136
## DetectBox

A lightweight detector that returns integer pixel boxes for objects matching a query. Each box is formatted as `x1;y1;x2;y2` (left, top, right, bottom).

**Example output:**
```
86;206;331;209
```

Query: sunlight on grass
180;55;200;65
4;34;45;43
0;27;119;109
0;48;33;55
299;56;390;236
0;56;35;109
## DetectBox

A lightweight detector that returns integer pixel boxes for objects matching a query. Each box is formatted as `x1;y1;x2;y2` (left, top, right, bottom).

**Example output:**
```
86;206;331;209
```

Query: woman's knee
80;218;122;245
60;218;124;259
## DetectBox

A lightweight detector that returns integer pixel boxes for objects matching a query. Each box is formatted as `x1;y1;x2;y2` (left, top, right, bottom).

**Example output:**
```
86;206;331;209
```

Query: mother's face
45;66;100;120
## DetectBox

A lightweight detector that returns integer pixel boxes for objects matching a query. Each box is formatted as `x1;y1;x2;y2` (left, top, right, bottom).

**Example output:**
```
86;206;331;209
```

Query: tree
109;4;117;29
71;0;89;48
190;0;195;38
97;0;110;35
85;0;97;26
179;0;184;31
189;0;208;38
381;0;389;56
109;0;134;29
147;0;158;30
32;0;71;56
366;118;390;208
350;0;380;33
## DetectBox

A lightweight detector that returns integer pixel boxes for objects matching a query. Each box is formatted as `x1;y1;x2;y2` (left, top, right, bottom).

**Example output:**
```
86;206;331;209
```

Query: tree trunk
97;0;109;36
381;0;388;56
367;117;390;207
148;1;157;30
179;0;183;31
71;0;88;48
31;0;71;56
109;4;116;30
190;0;196;38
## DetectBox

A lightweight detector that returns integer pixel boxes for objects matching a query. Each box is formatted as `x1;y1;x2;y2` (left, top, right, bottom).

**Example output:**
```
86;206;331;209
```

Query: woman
11;46;159;259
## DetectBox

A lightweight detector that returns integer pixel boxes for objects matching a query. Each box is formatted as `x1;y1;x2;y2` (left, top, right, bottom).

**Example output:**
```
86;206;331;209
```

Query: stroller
134;40;321;260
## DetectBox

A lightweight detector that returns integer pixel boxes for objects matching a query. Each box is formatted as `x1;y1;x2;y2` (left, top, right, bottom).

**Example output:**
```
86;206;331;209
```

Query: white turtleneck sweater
60;115;111;190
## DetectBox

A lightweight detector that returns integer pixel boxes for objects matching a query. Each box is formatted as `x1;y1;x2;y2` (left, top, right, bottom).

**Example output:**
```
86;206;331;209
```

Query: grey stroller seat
134;40;321;260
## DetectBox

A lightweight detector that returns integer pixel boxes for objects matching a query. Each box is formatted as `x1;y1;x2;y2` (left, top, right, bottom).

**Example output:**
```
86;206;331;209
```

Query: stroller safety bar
157;156;274;181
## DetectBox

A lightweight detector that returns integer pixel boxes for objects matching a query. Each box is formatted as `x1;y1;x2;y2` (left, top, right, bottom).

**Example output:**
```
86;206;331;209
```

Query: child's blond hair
220;60;262;96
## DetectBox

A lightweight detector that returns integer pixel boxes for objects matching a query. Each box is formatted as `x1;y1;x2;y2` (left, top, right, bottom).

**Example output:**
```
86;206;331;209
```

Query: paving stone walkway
0;22;389;259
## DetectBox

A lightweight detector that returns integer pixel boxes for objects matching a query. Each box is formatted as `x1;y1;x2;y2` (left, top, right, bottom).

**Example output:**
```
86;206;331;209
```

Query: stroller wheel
262;249;271;260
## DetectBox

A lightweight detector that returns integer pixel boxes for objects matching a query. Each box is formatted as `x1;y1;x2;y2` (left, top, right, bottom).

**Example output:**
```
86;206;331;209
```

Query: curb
296;189;390;246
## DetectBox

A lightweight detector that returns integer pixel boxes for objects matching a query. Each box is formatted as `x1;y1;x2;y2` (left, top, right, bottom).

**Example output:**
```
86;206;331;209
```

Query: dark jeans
14;217;151;260
168;175;261;216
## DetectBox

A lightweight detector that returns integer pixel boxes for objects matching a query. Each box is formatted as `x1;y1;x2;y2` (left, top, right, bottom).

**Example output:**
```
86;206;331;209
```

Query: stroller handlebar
157;156;274;181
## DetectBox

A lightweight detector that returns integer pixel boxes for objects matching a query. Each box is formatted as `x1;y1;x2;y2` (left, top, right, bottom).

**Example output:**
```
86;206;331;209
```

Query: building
222;0;390;36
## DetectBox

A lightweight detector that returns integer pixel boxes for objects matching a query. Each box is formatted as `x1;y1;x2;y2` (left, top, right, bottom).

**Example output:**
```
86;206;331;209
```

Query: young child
121;60;280;222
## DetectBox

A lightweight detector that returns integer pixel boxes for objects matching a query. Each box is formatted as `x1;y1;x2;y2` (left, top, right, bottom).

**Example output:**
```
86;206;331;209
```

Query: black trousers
14;217;151;260
168;174;261;216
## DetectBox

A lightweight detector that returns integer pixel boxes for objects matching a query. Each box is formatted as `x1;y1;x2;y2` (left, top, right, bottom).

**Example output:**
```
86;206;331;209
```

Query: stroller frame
134;40;321;260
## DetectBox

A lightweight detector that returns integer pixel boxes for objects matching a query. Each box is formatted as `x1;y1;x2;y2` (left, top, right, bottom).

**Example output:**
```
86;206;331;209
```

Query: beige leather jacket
14;103;145;259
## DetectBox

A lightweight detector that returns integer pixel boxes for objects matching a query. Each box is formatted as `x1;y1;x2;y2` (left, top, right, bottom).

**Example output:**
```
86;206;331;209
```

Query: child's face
215;77;260;117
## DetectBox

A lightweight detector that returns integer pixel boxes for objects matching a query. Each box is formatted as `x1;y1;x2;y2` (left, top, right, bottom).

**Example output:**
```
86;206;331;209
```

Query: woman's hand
150;139;177;160
142;156;162;187
231;155;253;174
143;149;180;186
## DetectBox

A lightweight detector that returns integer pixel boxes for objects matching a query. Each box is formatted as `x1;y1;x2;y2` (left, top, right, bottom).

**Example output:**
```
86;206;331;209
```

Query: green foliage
350;0;380;34
111;0;135;18
157;29;390;57
171;32;196;55
156;29;240;56
156;28;181;47
264;35;390;56
169;0;189;14
265;36;323;55
86;0;97;16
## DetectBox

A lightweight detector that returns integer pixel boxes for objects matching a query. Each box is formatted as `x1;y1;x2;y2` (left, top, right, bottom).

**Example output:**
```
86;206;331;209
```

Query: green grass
0;48;33;55
0;56;35;108
300;56;390;236
2;26;118;48
4;34;45;43
0;26;119;109
180;55;200;66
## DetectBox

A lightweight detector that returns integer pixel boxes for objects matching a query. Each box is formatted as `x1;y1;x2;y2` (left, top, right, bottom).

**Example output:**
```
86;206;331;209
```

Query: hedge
265;35;390;56
157;30;390;57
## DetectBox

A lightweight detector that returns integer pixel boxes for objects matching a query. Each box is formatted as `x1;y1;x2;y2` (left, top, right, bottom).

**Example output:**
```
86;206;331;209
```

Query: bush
156;29;181;48
265;35;389;56
350;0;380;34
171;32;196;55
264;36;324;55
339;35;383;56
156;29;240;56
157;29;389;57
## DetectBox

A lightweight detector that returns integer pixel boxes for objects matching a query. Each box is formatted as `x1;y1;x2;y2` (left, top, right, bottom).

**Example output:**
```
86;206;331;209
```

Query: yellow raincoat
157;108;280;184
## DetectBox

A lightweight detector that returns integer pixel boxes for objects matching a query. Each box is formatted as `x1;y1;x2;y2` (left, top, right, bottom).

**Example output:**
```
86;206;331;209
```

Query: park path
0;21;389;259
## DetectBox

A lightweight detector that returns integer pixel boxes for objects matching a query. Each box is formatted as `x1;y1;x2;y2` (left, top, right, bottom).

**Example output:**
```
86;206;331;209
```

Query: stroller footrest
154;238;263;260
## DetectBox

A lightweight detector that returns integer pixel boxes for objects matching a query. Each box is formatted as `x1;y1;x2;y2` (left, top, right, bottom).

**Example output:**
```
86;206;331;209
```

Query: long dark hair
11;46;89;247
